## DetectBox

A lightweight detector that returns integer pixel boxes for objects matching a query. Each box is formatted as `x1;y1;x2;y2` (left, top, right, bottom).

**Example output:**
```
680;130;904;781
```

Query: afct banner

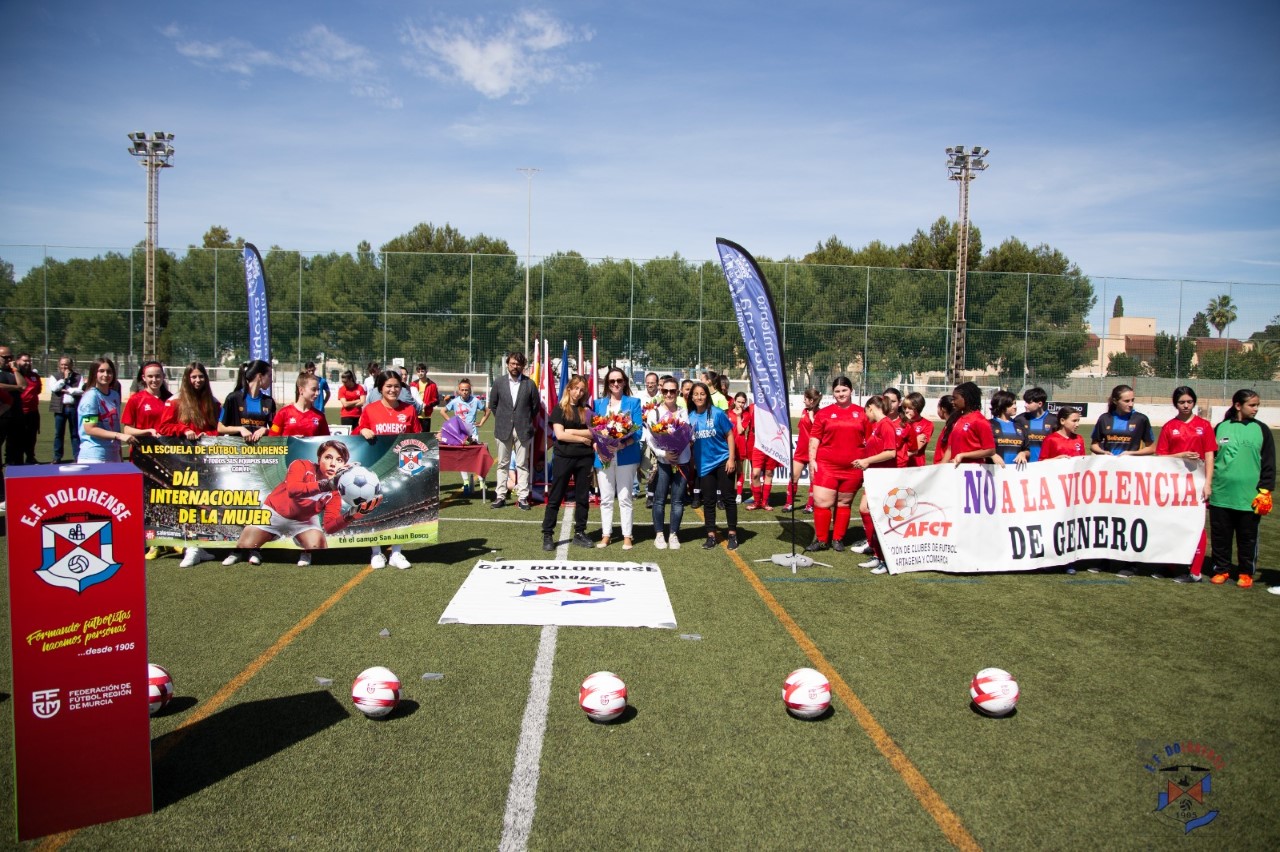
131;433;439;550
863;456;1207;574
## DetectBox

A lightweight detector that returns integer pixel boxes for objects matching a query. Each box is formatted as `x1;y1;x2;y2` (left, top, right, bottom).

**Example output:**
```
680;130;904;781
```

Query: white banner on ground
863;456;1206;575
439;560;677;628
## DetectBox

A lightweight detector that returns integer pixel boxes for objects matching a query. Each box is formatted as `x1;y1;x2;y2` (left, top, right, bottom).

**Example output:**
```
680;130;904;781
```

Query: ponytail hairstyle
1220;388;1260;424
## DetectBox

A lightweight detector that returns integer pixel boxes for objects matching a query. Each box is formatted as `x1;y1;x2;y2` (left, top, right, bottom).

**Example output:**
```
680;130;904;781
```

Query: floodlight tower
945;144;988;384
128;131;175;362
518;167;540;357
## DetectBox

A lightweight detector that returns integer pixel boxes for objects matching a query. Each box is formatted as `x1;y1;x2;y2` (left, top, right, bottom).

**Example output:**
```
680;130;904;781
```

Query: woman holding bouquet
593;367;644;550
645;375;692;549
690;381;739;550
541;376;595;551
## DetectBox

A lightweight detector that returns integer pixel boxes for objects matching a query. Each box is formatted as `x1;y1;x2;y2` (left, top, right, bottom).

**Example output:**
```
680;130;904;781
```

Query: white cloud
402;9;594;102
162;23;401;108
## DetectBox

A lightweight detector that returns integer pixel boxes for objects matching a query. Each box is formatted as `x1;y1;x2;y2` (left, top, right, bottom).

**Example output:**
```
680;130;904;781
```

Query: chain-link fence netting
2;245;1276;404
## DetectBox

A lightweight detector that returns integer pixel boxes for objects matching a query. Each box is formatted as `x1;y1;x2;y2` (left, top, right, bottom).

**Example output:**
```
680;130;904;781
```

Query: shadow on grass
424;537;504;564
151;689;348;809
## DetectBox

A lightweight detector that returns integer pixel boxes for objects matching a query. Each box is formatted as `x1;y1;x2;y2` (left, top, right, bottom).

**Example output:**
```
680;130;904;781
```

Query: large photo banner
132;433;439;550
863;456;1207;574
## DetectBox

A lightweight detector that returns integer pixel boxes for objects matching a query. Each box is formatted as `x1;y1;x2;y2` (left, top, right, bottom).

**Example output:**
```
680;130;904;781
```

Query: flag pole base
755;554;829;574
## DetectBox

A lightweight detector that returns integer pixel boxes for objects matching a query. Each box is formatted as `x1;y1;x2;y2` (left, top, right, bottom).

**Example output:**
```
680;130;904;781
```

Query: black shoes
572;533;593;548
518;500;531;511
701;535;717;550
542;534;555;552
831;540;846;553
726;532;739;551
805;539;829;552
491;498;507;509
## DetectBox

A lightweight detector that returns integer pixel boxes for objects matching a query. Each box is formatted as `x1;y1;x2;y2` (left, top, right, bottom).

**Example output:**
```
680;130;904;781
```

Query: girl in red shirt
1157;386;1218;583
728;393;753;504
852;395;900;572
337;370;365;431
784;387;822;513
355;371;414;569
943;382;996;465
156;363;222;568
806;376;870;552
932;393;955;465
1039;407;1086;460
901;392;933;468
271;373;332;439
122;360;170;437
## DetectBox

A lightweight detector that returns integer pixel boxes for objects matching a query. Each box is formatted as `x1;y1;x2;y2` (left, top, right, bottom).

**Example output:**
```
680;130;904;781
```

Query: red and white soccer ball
970;667;1019;716
579;671;628;723
352;666;401;718
783;667;831;719
882;486;918;524
148;663;174;716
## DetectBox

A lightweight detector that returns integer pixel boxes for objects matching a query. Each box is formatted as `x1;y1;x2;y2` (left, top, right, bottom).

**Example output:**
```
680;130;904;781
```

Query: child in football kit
1208;389;1274;588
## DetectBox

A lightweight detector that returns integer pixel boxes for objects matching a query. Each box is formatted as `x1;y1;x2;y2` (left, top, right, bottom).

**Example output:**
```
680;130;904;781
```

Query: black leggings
542;451;594;536
1209;505;1260;576
699;466;738;533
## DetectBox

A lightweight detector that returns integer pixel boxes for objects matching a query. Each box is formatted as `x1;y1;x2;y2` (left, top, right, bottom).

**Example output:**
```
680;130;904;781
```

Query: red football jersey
794;408;817;463
263;459;348;531
1040;432;1085;460
945;410;995;462
122;389;171;430
810;403;870;467
270;404;331;437
865;416;901;469
337;384;366;418
357;401;416;435
904;417;934;467
1156;416;1218;460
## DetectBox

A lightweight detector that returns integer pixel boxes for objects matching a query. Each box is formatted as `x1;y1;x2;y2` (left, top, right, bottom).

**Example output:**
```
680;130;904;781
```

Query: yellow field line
722;542;981;851
35;566;374;852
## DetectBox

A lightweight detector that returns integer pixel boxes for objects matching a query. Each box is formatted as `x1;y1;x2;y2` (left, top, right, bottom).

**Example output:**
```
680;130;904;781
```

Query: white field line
497;510;572;850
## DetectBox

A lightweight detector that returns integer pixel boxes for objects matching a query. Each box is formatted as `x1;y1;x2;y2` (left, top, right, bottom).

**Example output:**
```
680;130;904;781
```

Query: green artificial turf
0;424;1277;849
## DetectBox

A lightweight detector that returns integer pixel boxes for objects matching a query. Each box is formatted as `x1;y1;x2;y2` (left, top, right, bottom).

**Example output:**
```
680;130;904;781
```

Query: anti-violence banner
131;433;438;551
863;456;1207;574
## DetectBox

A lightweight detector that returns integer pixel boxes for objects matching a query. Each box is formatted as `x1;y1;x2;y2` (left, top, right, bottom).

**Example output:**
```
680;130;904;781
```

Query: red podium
6;463;153;840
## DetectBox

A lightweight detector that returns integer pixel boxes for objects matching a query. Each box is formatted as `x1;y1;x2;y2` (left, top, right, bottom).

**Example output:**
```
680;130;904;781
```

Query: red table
439;444;495;500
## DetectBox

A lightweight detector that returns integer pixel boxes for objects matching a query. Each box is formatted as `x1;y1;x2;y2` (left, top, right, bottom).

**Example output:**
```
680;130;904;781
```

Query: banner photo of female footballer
132;433;438;551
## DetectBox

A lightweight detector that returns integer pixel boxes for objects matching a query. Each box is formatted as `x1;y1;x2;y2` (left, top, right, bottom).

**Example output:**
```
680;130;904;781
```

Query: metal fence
1;244;1277;405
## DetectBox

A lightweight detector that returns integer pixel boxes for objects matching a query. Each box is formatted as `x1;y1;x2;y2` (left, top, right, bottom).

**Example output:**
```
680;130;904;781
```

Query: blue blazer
593;395;644;469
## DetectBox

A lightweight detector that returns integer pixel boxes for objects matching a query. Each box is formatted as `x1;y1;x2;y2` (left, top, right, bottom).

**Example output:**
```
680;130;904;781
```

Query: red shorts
750;448;777;472
812;464;863;494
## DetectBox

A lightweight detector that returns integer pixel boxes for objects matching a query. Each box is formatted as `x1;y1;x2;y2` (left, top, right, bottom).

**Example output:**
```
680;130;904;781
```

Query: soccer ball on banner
148;663;174;716
882;486;918;524
970;667;1019;717
579;671;628;723
338;466;382;508
783;667;831;719
352;666;401;718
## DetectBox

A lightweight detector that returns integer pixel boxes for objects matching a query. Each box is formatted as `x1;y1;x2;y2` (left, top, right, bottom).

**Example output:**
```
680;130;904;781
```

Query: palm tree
1207;294;1238;337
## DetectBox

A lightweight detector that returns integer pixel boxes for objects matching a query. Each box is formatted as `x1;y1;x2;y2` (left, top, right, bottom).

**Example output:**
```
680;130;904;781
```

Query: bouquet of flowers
647;413;693;458
591;412;641;467
641;397;660;417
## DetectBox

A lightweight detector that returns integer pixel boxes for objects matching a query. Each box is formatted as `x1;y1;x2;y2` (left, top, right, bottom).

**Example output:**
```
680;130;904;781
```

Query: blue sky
2;0;1278;334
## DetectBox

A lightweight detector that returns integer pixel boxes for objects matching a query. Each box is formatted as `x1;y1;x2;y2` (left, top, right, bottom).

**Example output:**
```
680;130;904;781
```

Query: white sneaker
222;552;241;566
870;564;889;575
1268;586;1280;596
297;551;312;567
248;550;262;566
669;535;681;550
388;552;412;570
860;557;882;569
370;553;387;569
655;532;667;550
851;539;872;555
179;547;213;568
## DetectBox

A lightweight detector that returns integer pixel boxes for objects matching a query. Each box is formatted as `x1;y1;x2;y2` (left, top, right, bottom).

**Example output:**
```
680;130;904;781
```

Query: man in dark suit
488;351;540;510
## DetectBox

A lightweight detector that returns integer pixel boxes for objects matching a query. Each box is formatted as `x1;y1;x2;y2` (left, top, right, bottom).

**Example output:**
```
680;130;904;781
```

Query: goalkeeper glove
1253;489;1272;516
